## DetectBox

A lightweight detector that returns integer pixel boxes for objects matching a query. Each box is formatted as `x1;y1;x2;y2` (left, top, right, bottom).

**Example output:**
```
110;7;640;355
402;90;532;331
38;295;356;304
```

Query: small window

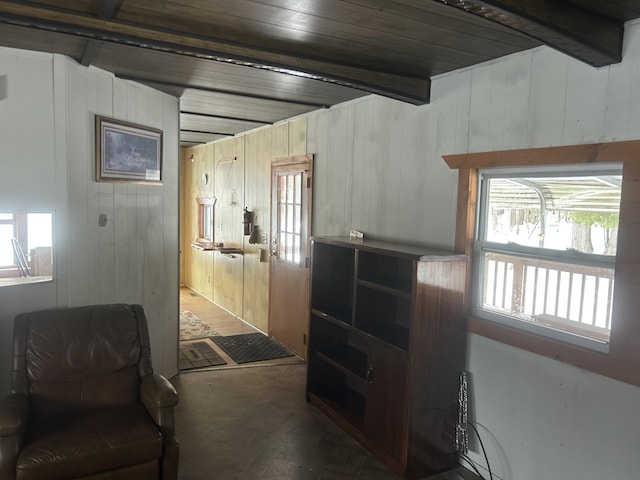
196;197;216;244
0;212;53;285
473;165;621;351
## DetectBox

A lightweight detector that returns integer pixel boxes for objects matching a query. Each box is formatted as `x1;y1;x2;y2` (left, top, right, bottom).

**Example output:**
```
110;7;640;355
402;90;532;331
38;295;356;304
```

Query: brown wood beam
80;0;122;66
180;111;273;126
433;0;623;66
119;75;329;108
0;1;430;104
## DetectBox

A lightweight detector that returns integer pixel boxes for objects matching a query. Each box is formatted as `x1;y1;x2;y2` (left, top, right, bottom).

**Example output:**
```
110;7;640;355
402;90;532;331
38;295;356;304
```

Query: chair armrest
141;374;179;410
141;374;179;431
0;393;28;438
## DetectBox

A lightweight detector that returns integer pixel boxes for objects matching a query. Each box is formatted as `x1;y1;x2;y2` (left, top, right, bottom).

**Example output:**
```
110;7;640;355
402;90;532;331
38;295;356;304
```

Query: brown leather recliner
0;304;179;480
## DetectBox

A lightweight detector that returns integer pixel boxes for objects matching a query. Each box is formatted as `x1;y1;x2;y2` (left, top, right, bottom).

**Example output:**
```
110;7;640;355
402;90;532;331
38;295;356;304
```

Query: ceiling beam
118;75;330;108
80;0;122;66
181;111;273;125
181;129;234;137
0;1;430;104
434;0;623;66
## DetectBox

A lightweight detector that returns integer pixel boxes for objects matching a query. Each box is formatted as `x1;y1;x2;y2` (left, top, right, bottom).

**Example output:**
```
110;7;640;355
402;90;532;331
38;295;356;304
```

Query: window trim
443;140;640;388
0;213;28;274
195;197;216;244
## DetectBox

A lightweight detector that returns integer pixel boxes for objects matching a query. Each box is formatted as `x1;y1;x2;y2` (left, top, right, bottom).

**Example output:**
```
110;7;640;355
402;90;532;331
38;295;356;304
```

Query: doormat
180;310;220;341
210;333;295;364
179;341;227;371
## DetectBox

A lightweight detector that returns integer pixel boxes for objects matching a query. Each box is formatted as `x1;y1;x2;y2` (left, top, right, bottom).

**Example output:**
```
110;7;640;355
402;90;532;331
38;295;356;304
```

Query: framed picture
95;116;163;184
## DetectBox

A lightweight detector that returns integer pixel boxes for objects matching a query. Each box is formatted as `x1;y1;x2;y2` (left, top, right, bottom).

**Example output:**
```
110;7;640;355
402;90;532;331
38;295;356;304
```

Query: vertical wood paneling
160;93;180;374
349;102;366;234
625;54;640;138
67;65;90;306
182;143;215;300
604;61;633;140
1;47;180;389
527;48;569;147
0;49;60;395
380;99;403;241
562;59;608;144
429;71;471;247
288;117;306;156
466;64;494;153
242;128;272;332
503;53;532;149
397;104;428;243
213;137;244;315
52;54;69;307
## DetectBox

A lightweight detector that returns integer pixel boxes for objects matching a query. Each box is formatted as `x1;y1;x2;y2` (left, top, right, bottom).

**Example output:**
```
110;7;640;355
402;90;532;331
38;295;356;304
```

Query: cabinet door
364;339;408;461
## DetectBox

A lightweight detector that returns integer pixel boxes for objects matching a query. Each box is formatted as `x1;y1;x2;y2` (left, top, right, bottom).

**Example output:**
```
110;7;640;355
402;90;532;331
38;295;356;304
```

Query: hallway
179;287;302;371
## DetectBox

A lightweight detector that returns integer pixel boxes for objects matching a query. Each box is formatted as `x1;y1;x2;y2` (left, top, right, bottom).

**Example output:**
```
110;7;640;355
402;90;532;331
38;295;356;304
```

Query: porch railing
482;251;614;341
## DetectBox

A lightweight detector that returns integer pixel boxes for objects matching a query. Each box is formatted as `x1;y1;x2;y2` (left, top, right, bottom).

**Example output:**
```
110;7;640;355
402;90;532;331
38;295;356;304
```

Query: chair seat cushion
16;404;163;480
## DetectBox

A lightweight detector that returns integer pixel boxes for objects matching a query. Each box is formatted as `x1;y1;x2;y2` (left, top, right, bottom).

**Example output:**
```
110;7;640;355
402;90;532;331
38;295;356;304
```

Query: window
196;197;216;244
443;140;640;387
0;212;53;284
473;165;621;352
275;171;303;265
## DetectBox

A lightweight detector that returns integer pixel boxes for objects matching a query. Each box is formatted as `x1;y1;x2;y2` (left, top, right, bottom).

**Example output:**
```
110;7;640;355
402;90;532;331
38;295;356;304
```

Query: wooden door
364;339;409;461
269;155;313;358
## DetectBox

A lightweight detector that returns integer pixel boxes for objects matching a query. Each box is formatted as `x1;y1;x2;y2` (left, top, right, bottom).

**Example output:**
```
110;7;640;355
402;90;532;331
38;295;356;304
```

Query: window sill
465;313;635;384
0;276;53;287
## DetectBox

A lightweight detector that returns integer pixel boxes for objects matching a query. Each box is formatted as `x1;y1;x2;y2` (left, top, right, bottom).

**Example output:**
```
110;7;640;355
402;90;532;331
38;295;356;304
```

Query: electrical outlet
261;233;268;244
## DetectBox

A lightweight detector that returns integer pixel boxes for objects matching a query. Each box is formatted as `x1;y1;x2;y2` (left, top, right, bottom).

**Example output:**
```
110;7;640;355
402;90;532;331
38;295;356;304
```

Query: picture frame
95;115;163;184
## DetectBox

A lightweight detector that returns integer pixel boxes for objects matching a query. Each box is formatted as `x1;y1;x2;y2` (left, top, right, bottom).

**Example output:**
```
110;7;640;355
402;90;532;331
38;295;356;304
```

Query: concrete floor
172;364;401;480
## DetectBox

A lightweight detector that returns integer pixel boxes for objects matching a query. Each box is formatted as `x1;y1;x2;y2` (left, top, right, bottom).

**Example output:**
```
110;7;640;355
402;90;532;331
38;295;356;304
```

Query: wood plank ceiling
0;0;637;147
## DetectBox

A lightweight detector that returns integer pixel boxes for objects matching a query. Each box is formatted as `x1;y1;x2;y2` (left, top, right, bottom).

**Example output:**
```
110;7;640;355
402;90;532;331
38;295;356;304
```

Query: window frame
443;140;640;388
196;197;216;244
472;164;621;352
0;213;28;277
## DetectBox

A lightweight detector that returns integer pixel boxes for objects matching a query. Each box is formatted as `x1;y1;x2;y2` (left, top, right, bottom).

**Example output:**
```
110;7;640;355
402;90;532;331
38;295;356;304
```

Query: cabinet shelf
316;345;367;382
311;307;352;326
356;323;409;352
308;389;365;431
357;279;411;299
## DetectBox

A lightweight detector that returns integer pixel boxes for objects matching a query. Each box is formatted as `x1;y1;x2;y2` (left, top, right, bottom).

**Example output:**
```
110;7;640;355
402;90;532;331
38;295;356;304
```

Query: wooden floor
180;286;257;336
179;286;302;370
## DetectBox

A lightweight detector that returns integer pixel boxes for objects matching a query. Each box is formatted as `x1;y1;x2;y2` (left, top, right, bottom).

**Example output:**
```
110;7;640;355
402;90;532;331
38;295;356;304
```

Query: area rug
210;333;295;364
180;310;220;341
179;341;227;371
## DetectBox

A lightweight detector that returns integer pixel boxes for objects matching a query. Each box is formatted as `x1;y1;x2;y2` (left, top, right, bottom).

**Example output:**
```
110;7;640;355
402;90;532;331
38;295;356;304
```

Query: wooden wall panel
0;49;59;395
213;137;245;316
288;117;307;156
182;143;215;301
242;128;272;332
179;149;186;286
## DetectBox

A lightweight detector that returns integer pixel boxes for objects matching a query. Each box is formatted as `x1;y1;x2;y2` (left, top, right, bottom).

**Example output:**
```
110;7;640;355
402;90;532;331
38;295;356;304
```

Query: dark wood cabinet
306;236;467;478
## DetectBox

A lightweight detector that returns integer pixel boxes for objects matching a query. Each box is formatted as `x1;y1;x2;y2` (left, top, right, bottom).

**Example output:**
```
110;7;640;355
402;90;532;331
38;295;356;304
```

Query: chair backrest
11;304;153;418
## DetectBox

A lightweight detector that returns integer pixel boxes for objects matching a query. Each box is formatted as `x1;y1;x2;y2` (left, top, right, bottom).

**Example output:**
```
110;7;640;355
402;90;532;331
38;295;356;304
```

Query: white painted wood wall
307;19;640;480
0;48;179;393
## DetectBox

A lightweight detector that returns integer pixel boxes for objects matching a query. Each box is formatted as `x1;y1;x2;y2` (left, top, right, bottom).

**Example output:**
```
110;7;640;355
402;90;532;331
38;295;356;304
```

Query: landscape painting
96;116;162;184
